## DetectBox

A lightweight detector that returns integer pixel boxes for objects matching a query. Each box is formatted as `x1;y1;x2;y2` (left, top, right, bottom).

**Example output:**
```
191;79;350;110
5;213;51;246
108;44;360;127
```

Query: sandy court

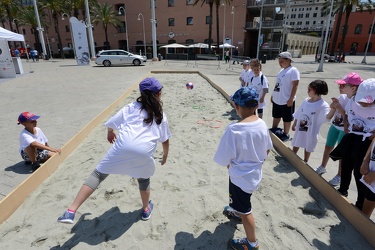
0;73;372;249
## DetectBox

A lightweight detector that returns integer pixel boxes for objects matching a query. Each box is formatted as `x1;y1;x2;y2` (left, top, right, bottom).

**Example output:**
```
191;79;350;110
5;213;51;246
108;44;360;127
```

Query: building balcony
261;41;281;50
245;20;285;30
247;0;287;8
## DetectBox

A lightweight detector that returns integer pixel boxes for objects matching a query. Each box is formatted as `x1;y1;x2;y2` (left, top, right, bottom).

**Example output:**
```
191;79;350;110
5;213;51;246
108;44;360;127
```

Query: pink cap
335;72;363;85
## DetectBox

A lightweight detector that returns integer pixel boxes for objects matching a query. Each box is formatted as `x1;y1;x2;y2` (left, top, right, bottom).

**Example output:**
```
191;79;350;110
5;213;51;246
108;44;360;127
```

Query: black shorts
272;101;295;122
229;178;252;214
364;186;375;202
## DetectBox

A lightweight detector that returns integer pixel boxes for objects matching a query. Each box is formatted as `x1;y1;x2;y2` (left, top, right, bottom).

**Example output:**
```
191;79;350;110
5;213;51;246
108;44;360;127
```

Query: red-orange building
330;10;375;55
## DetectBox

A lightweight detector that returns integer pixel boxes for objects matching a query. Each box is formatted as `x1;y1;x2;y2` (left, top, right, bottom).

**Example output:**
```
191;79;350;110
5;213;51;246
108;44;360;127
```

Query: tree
17;6;41;52
41;0;67;58
91;3;123;50
194;0;214;53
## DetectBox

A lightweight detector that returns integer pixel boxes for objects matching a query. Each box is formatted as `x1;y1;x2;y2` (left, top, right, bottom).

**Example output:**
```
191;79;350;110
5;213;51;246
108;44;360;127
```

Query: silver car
95;50;146;66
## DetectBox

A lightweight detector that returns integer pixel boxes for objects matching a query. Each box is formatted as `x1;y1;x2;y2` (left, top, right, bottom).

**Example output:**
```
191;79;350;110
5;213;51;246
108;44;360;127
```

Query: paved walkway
1;55;375;221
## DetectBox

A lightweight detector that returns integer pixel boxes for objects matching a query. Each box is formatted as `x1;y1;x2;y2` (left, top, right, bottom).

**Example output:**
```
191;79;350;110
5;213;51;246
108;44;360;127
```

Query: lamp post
256;0;264;59
222;0;226;61
361;15;375;64
151;0;158;61
317;0;334;72
230;6;234;59
138;13;146;57
118;6;130;52
84;0;96;59
32;0;47;58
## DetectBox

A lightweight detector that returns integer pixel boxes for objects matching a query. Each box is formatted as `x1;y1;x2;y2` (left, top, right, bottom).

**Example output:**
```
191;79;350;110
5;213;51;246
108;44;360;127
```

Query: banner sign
70;17;90;66
0;39;16;78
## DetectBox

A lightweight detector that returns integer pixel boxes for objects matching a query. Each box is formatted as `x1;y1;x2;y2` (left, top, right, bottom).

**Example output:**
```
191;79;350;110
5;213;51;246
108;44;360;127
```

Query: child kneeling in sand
18;112;61;172
214;87;273;250
57;77;171;224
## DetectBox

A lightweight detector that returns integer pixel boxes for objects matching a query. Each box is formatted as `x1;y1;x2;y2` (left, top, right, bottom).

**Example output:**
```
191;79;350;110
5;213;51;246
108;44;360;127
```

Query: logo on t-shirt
351;118;366;132
298;114;310;132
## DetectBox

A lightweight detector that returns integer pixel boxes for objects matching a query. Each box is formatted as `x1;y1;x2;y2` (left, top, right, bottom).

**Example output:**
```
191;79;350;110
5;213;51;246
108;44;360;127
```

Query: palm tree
17;6;40;52
91;3;123;50
194;0;214;53
322;0;372;55
0;5;8;28
65;0;98;19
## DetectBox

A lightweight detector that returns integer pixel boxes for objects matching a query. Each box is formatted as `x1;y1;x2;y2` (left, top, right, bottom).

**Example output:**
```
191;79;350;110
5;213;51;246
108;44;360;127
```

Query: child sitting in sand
18;112;61;172
57;77;171;224
214;87;272;250
291;80;330;163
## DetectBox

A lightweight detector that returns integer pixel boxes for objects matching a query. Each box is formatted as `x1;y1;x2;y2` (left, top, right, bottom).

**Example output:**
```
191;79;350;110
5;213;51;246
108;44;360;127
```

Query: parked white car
95;50;146;66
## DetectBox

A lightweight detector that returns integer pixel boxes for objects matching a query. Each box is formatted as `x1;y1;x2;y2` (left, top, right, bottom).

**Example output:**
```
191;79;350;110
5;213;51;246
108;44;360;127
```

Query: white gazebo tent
0;27;31;77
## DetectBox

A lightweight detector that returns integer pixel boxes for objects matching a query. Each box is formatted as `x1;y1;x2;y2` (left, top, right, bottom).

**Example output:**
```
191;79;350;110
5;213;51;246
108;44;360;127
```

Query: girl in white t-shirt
248;61;269;118
57;77;171;224
239;60;251;87
330;78;375;210
292;80;330;162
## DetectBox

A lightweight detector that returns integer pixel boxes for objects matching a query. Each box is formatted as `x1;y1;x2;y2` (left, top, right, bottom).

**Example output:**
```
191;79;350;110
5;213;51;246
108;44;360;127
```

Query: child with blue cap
214;87;273;250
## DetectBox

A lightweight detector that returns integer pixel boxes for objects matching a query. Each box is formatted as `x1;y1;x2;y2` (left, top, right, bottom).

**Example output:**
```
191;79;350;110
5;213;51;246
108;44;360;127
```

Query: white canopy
160;43;187;48
188;43;216;48
219;43;236;48
0;27;25;42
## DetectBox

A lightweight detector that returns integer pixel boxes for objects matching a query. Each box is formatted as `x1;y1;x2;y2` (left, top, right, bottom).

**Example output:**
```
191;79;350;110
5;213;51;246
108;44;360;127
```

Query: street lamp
137;13;146;57
32;0;47;58
118;6;130;52
84;0;96;59
222;0;226;61
361;15;375;64
151;0;158;61
317;0;334;72
256;0;264;59
231;6;234;59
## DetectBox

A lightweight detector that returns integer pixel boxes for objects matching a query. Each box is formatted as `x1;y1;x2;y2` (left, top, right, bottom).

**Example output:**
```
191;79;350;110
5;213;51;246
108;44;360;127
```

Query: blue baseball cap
231;87;259;107
139;77;163;93
18;112;40;125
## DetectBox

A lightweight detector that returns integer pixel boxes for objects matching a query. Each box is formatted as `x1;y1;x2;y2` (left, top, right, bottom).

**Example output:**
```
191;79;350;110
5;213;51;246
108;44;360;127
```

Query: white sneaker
329;175;341;186
315;165;327;175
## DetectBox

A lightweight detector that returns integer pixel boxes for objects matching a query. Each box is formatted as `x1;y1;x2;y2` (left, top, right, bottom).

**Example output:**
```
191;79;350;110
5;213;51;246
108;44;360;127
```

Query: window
306;21;309;25
168;39;176;44
117;22;126;33
186;39;194;44
370;24;375;34
117;4;125;15
22;29;26;35
206;16;212;24
169;18;175;26
340;25;348;35
313;13;317;17
313;21;316;24
354;24;362;34
187;17;193;25
305;13;309;18
65;25;70;32
298;14;303;18
168;0;174;7
186;0;194;5
291;14;296;19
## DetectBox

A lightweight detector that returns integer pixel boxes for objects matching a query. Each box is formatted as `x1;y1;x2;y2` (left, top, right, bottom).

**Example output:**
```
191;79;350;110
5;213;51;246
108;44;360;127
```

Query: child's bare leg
321;145;334;167
362;199;375;217
140;190;151;210
272;118;281;129
304;150;311;162
24;145;37;162
292;146;299;154
284;121;291;135
68;184;95;211
240;212;256;243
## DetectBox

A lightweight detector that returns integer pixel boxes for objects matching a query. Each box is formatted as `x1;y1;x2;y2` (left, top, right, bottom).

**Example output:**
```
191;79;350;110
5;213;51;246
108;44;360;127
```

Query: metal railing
193;54;221;69
245;20;284;29
247;0;287;7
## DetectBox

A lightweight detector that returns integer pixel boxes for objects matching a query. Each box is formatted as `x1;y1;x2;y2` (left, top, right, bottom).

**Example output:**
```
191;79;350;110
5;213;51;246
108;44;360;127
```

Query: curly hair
137;90;163;125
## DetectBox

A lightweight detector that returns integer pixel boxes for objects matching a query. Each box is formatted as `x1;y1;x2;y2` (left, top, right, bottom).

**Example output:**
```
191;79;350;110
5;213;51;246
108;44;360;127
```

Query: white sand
0;74;372;249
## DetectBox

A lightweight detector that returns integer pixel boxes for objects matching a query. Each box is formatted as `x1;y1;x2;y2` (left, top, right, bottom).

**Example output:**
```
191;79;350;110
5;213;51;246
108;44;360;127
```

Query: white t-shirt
331;94;350;131
272;66;300;105
249;73;269;109
239;69;251;87
19;127;48;153
345;97;375;139
292;98;330;152
96;101;172;178
360;141;375;193
213;119;273;194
